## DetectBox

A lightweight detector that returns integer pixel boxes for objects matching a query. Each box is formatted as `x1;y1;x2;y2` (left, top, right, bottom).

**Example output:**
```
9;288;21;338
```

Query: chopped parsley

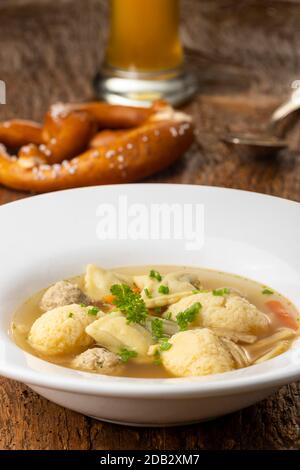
119;348;138;363
151;318;164;340
149;270;162;282
88;306;100;316
68;312;74;318
80;303;87;308
151;320;172;351
262;288;274;295
158;285;169;295
165;312;172;320
159;337;172;351
192;289;201;294
212;288;230;296
153;348;162;365
154;306;162;314
176;302;201;331
144;288;152;298
110;284;148;324
153;358;162;366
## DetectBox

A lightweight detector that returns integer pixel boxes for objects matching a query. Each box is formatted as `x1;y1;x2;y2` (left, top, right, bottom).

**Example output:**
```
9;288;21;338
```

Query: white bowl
0;184;299;427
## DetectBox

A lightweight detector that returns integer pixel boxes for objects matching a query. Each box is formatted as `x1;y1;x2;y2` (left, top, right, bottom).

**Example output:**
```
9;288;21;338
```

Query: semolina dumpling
13;264;299;378
134;270;201;308
84;264;133;301
165;292;269;335
28;304;102;355
86;312;153;362
161;328;236;377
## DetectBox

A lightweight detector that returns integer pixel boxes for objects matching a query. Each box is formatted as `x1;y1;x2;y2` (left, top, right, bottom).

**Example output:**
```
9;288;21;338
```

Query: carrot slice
265;300;299;330
133;286;141;294
103;294;115;304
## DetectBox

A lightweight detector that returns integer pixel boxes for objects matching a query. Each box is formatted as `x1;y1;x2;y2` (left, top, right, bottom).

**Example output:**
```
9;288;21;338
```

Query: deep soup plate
0;184;299;426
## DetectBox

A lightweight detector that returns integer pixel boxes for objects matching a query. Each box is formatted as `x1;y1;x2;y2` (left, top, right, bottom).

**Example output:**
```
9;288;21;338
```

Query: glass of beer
94;0;197;107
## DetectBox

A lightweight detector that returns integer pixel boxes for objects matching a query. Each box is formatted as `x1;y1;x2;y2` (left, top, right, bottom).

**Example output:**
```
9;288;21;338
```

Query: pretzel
0;101;194;193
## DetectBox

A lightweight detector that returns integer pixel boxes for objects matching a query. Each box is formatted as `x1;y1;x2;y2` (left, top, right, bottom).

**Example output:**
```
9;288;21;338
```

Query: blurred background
0;0;299;201
0;0;299;195
1;0;300;116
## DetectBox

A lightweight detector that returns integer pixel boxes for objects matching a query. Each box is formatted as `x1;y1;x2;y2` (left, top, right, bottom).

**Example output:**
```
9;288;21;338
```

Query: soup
12;265;300;379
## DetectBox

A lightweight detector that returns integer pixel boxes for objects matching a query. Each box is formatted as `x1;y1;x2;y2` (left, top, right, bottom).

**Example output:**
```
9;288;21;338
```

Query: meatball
161;328;235;377
29;304;101;355
165;292;269;335
72;347;121;374
40;281;85;312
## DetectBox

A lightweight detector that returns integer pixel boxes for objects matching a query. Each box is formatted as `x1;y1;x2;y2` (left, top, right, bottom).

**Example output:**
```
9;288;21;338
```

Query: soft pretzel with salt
0;101;194;193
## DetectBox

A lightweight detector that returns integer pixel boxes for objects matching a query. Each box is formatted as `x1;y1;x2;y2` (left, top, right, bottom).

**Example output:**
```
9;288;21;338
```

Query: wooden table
0;0;300;450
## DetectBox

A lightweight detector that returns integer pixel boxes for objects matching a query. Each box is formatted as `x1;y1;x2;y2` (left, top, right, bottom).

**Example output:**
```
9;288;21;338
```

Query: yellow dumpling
84;264;133;301
86;312;153;362
134;270;201;308
28;304;101;355
165;292;269;335
161;328;235;377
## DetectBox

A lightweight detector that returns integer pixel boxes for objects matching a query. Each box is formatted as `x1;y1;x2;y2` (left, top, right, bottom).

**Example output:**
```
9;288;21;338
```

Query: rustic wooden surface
0;0;300;450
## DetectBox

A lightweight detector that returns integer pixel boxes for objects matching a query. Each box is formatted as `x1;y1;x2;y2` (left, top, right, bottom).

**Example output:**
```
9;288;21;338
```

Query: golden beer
95;0;197;106
106;0;183;73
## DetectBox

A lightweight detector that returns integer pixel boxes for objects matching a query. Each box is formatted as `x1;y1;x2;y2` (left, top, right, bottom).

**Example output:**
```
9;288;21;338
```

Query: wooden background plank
0;0;299;449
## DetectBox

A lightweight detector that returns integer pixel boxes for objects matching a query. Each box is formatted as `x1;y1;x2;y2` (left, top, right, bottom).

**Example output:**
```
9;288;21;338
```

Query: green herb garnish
262;288;274;295
153;358;162;366
144;288;152;298
80;303;87;308
151;318;164;340
68;312;74;318
176;302;201;331
165;312;172;320
212;288;230;296
192;290;201;294
88;306;100;316
154;306;162;314
110;284;148;324
149;270;162;282
158;285;169;295
153;349;162;365
159;337;172;351
119;348;138;363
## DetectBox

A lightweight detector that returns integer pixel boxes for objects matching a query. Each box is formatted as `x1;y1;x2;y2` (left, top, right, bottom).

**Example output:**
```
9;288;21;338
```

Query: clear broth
12;266;300;379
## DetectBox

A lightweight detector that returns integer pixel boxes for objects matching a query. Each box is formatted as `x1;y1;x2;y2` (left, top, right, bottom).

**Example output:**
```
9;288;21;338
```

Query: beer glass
95;0;197;107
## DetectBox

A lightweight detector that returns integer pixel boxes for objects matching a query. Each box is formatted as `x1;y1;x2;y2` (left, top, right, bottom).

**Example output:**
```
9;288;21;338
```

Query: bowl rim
0;183;299;399
2;182;300;210
1;345;300;398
